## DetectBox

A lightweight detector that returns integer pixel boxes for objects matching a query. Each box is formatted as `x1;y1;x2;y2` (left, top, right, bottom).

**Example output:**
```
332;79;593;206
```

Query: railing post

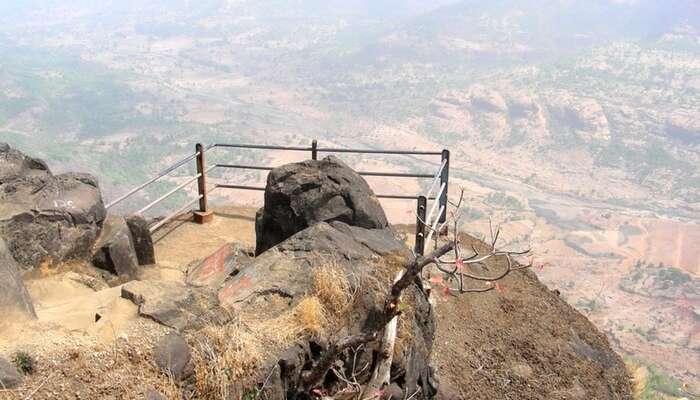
439;149;450;223
415;195;427;256
311;139;318;160
193;143;213;224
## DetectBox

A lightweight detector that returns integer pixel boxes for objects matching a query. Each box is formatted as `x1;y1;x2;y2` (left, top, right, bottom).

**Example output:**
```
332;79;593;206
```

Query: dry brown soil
1;208;632;399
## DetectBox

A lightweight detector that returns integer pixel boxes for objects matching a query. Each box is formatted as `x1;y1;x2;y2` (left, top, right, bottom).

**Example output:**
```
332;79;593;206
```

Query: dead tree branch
305;187;532;398
302;243;454;392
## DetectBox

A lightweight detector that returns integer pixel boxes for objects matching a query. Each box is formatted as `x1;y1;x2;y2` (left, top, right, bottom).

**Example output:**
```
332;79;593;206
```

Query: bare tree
302;188;532;399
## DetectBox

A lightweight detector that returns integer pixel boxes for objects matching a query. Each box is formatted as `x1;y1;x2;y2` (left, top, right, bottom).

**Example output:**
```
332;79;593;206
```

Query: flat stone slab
121;280;192;330
121;280;222;330
186;244;252;288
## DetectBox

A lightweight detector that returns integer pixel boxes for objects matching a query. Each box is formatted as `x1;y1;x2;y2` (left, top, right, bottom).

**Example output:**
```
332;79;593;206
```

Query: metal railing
105;139;450;255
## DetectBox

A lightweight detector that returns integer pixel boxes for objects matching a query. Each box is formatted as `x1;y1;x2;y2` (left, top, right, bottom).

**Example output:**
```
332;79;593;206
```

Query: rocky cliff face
210;156;632;399
219;156;436;398
0;148;632;399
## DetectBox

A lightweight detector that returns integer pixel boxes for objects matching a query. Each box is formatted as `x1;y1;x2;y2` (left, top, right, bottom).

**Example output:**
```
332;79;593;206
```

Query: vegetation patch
629;359;688;400
12;351;36;375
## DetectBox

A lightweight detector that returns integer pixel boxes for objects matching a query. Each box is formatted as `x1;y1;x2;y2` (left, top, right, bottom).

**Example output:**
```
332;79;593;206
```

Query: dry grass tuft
627;361;648;400
312;264;354;317
294;297;328;338
192;319;267;399
191;294;335;399
190;261;368;399
395;290;417;357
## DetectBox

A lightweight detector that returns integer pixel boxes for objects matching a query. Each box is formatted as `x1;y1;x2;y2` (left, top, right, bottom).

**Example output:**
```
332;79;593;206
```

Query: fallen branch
303;332;379;391
23;370;57;400
304;187;533;398
361;271;403;399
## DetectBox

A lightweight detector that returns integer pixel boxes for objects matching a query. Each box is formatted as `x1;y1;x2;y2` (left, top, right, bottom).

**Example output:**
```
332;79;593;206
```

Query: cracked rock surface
254;155;388;255
0;143;106;270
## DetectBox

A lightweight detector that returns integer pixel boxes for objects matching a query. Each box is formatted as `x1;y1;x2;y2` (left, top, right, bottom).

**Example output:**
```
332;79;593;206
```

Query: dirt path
0;207;264;399
152;207;256;273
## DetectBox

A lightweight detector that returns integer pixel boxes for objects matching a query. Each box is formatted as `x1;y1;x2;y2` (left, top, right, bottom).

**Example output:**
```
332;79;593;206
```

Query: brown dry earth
0;209;258;400
432;238;629;399
0;208;631;399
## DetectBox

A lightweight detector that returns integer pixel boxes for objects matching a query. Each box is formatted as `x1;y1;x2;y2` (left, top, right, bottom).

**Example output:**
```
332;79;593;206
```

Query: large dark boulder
0;238;36;319
218;220;432;399
0;142;49;181
255;156;388;255
0;143;106;270
217;156;432;398
92;215;139;279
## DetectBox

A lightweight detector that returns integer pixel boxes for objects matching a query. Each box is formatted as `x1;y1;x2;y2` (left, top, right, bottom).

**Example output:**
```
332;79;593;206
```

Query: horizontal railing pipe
215;164;274;171
214;184;438;201
213;143;312;152
376;194;437;200
215;184;266;191
214;163;433;179
358;171;434;179
149;195;202;233
105;151;201;209
137;174;201;215
317;147;442;156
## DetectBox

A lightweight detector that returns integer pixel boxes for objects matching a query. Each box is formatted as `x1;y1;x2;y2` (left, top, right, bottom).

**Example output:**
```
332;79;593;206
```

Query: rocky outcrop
218;222;432;398
126;214;156;266
0;357;23;389
0;238;36;319
548;97;611;142
0;143;106;270
217;158;433;399
92;215;140;279
254;156;388;254
0;143;49;181
219;221;411;309
469;84;508;113
153;333;194;382
667;111;700;143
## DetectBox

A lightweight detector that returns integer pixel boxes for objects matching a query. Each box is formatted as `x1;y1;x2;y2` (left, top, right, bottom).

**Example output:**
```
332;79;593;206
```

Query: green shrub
12;351;35;375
